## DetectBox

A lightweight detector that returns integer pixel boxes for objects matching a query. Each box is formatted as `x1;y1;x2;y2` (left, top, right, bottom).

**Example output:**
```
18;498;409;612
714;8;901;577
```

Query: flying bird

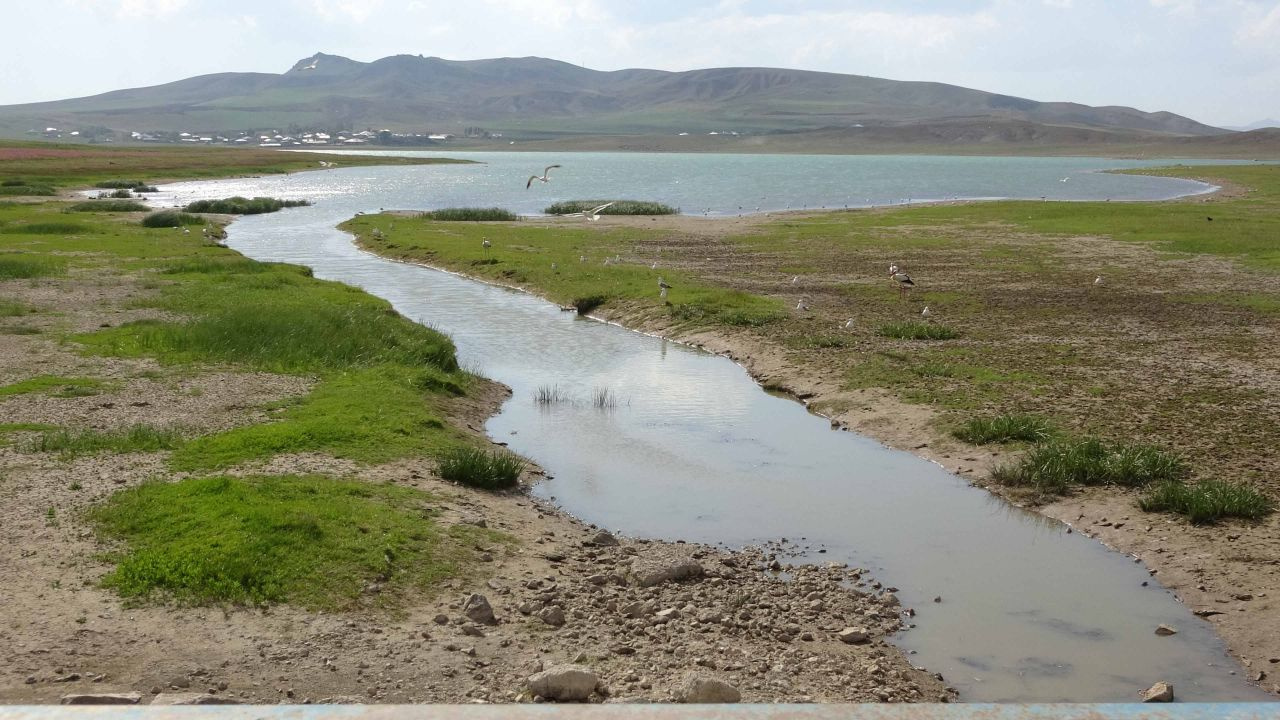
564;201;615;221
526;164;561;189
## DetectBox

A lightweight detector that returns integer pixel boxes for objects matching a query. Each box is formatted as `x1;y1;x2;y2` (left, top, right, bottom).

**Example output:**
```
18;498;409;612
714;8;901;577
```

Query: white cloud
309;0;382;24
62;0;189;18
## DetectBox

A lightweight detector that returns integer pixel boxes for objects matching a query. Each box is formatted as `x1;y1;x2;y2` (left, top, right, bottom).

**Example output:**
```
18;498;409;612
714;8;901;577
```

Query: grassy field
354;164;1279;524
346;213;786;327
0;145;511;608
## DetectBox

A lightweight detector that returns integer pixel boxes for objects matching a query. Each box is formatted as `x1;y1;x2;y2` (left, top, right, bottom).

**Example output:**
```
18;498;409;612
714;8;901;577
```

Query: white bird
182;227;190;234
796;298;809;311
1061;177;1070;183
888;264;899;275
891;270;915;297
791;275;799;284
650;261;658;270
482;237;491;255
563;201;615;221
551;262;558;270
579;255;587;263
843;318;855;330
1094;275;1104;286
921;306;932;319
526;164;561;189
658;276;672;299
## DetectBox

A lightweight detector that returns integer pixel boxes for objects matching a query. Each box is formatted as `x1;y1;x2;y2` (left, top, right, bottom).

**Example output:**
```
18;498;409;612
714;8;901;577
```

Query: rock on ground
463;593;498;625
675;674;741;703
1142;682;1174;702
630;553;705;587
527;665;599;702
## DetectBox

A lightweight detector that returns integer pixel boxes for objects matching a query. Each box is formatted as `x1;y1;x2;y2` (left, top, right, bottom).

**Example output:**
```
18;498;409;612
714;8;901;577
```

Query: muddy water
157;161;1269;702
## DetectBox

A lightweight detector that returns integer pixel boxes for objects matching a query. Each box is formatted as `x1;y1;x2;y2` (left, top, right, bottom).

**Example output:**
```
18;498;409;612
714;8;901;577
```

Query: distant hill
1225;119;1280;131
0;53;1228;144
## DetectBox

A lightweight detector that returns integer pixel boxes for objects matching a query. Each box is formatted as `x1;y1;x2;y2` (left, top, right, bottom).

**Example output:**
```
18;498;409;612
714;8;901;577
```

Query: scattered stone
675;674;741;703
527;665;599;702
589;530;620;547
838;627;870;644
630;555;704;587
538;606;566;627
60;693;142;705
619;601;648;619
461;625;486;637
463;594;497;625
433;614;450;625
655;608;681;623
1155;624;1178;636
1142;682;1174;703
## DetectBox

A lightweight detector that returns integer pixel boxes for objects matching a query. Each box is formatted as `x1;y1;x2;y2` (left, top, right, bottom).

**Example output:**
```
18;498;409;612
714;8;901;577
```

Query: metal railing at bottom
1;704;1278;720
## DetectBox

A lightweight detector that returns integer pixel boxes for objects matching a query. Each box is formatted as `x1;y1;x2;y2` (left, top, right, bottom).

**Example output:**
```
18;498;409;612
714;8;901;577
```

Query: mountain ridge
0;52;1227;141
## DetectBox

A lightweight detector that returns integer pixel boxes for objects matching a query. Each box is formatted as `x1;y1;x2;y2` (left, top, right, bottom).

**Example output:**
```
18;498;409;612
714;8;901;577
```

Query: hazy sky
3;0;1277;127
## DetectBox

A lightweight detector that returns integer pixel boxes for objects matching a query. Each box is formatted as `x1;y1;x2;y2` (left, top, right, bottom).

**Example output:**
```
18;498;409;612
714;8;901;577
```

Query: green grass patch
346;213;786;331
877;321;960;340
0;222;92;235
184;196;311;215
30;424;183;458
953;414;1054;444
0;375;108;398
421;207;518;221
546;200;678;216
171;366;463;471
0;299;35;316
1139;480;1274;525
141;211;205;228
992;438;1189;494
88;474;503;608
94;180;153;190
0;185;55;196
67;200;148;212
0;253;66;278
437;447;525;490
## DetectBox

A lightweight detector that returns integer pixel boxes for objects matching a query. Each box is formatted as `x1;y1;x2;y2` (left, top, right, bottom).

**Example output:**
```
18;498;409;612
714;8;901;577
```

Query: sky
2;0;1278;128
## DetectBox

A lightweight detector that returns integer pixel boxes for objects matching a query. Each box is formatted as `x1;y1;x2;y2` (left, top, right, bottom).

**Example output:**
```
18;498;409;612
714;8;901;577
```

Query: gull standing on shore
526;164;561;189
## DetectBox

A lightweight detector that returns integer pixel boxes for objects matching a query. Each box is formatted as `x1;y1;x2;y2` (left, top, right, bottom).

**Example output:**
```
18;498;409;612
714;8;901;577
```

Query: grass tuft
31;424;183;458
437;447;525;490
877;321;960;340
954;414;1054;444
533;384;570;406
141;211;205;228
992;437;1188;494
592;386;619;410
421;207;518;221
184;197;311;215
0;222;92;235
1139;480;1274;525
546;200;678;216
